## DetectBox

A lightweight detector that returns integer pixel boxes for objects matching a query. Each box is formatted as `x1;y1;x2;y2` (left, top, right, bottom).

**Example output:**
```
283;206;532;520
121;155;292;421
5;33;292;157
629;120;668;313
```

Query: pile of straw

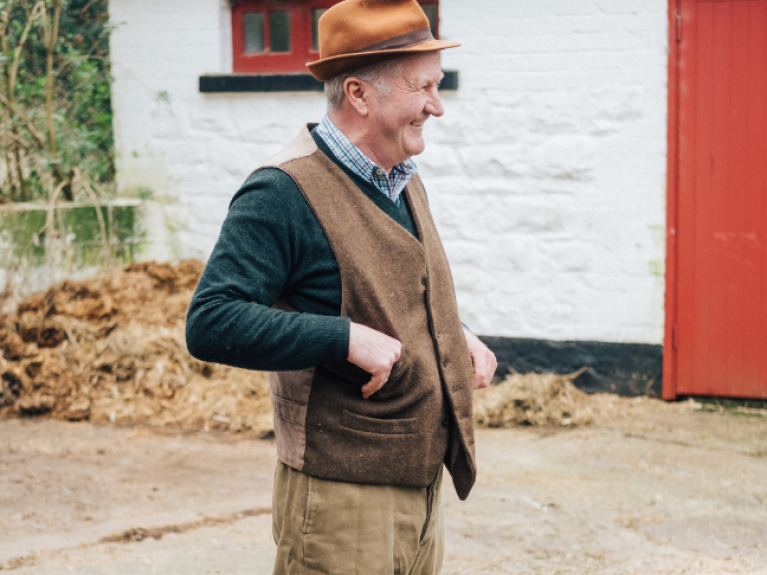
0;261;272;435
473;368;595;427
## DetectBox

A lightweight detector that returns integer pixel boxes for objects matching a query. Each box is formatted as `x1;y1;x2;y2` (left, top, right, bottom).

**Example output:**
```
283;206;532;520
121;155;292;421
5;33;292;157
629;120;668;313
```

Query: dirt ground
2;263;767;573
2;404;767;575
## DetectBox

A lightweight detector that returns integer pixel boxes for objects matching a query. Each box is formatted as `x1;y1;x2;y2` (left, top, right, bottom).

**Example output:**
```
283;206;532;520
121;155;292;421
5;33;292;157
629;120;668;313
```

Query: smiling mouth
410;120;425;127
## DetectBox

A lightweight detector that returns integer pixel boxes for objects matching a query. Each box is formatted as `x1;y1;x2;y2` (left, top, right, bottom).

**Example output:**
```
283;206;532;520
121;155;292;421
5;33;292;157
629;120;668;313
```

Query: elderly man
186;0;496;573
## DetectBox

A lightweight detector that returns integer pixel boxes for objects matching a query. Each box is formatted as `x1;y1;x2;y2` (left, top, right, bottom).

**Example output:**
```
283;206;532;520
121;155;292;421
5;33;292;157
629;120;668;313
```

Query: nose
424;88;444;118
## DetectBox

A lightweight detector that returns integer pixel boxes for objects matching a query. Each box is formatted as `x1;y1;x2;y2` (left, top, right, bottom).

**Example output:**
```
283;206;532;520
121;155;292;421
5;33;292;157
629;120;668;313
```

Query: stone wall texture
109;0;669;344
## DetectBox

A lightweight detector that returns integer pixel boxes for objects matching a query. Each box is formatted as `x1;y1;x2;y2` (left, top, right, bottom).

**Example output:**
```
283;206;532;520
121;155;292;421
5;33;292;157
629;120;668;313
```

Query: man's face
366;53;445;168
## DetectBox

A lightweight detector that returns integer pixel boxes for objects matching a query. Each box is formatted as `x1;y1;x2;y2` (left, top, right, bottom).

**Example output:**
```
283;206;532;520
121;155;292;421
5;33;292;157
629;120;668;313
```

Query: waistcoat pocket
340;410;416;435
321;360;371;385
272;393;308;427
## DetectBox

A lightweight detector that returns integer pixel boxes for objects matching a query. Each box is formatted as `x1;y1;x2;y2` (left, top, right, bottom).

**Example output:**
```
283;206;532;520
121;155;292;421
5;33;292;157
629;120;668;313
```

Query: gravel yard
2;404;766;575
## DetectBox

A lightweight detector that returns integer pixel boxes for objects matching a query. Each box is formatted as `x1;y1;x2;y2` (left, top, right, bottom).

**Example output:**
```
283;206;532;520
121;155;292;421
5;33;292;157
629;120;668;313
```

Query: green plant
0;0;114;204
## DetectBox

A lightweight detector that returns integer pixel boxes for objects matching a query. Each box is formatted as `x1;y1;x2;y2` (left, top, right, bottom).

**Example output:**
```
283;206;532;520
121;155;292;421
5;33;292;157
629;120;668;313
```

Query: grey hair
324;58;405;109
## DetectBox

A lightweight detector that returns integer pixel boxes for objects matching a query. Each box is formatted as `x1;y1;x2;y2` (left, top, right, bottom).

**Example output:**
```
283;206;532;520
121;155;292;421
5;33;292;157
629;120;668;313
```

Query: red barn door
665;0;767;399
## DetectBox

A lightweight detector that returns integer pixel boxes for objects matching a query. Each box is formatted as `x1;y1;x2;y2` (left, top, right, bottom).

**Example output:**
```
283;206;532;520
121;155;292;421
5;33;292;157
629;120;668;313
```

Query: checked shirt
315;115;417;206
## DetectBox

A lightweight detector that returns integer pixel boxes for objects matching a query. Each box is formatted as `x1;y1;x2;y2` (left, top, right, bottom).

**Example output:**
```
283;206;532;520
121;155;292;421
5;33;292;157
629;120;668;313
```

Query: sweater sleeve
186;169;350;371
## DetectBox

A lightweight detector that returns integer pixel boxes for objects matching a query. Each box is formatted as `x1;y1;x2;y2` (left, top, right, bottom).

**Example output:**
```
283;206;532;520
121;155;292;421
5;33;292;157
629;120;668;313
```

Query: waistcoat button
442;358;449;367
441;417;449;427
421;276;427;286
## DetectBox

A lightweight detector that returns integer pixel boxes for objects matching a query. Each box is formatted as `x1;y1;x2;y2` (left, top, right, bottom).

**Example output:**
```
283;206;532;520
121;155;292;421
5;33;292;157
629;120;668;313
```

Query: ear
343;77;369;117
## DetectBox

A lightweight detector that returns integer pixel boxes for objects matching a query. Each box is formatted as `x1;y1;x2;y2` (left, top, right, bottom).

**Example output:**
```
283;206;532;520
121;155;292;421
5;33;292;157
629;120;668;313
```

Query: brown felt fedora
307;0;460;81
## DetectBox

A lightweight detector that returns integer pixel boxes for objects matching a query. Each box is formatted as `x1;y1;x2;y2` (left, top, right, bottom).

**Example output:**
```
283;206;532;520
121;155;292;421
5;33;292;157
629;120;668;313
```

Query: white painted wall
109;0;668;344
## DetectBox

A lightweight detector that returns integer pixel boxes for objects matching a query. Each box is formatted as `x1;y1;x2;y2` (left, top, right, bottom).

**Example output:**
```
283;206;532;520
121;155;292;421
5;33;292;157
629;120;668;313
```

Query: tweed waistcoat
259;125;476;500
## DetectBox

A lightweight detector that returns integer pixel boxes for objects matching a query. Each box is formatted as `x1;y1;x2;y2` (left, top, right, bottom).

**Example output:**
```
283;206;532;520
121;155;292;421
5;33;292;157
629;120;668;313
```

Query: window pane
421;4;437;38
269;11;291;53
243;12;265;53
312;8;327;51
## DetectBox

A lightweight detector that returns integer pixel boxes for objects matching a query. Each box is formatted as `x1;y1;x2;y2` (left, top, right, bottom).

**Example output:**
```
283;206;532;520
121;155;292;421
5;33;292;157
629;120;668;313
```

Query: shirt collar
315;115;417;204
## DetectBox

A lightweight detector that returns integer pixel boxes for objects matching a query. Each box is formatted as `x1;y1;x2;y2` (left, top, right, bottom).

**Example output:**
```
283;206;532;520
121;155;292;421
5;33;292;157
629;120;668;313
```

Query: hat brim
306;39;460;82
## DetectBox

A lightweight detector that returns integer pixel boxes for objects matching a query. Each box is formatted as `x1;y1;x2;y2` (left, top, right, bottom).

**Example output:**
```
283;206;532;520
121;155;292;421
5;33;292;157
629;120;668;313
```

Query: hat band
356;27;434;53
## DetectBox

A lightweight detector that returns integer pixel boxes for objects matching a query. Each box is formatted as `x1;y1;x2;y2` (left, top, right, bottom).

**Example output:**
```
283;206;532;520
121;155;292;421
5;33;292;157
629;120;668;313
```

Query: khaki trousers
272;460;444;575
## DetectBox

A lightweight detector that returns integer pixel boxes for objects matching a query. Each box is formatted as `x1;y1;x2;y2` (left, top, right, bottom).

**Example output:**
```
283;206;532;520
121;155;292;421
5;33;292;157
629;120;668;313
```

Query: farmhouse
107;0;767;400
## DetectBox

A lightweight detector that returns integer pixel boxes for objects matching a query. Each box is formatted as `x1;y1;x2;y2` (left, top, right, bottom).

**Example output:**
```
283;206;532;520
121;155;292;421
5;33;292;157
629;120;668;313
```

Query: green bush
0;0;114;203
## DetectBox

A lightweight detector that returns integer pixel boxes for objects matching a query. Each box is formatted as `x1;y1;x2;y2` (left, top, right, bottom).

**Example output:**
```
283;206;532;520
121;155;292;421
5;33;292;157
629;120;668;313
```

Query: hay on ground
474;369;595;427
472;369;711;428
0;261;272;435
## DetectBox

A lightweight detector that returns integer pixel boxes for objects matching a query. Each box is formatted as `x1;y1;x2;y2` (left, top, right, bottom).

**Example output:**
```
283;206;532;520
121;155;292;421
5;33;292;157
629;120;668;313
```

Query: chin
405;140;426;158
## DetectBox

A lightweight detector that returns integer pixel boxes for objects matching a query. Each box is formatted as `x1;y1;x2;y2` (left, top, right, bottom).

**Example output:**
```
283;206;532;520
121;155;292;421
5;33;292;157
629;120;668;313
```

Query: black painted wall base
478;336;663;397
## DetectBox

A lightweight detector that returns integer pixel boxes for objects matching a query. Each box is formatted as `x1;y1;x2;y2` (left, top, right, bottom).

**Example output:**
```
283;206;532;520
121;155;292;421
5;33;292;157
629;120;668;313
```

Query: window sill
199;71;459;93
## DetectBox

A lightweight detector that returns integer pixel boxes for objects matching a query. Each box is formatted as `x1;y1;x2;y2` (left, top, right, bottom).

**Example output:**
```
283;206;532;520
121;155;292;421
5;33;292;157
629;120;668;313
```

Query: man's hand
348;322;402;399
463;328;497;389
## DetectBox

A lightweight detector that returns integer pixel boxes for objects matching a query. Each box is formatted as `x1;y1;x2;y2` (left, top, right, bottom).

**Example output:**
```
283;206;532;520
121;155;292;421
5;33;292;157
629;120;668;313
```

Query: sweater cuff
317;315;351;363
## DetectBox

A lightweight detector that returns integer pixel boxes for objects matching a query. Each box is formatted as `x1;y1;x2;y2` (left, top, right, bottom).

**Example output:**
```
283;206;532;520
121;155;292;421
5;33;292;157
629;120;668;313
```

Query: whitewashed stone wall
109;0;668;344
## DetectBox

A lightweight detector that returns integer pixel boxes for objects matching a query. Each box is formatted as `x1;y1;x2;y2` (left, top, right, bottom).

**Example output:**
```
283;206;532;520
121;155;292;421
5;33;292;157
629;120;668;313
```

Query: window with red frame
232;0;440;75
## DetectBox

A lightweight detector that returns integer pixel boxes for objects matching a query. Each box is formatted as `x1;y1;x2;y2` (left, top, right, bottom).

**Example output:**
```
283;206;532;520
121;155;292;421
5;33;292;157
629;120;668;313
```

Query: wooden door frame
663;0;682;400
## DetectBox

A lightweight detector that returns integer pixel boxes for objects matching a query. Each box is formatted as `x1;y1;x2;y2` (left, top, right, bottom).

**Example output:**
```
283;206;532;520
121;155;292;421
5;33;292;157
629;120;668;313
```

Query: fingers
463;328;497;389
471;351;495;389
361;370;389;399
348;322;402;399
350;323;499;399
472;359;494;389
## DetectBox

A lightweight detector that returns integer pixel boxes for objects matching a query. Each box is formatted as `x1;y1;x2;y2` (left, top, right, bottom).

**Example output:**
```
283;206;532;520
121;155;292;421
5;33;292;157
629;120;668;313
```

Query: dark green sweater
186;131;419;371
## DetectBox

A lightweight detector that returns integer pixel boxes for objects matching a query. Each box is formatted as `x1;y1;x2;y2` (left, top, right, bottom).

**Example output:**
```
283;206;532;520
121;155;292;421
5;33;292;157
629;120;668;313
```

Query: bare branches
41;0;71;200
8;2;45;94
73;166;111;268
41;0;60;153
0;90;47;150
1;0;45;202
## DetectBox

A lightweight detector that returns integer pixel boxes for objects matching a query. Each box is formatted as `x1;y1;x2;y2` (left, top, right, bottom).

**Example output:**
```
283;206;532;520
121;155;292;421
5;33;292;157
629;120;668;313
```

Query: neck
327;110;396;173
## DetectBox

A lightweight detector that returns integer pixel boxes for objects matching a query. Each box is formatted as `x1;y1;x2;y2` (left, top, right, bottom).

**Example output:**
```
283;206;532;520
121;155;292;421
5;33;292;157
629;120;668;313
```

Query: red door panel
666;0;767;399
